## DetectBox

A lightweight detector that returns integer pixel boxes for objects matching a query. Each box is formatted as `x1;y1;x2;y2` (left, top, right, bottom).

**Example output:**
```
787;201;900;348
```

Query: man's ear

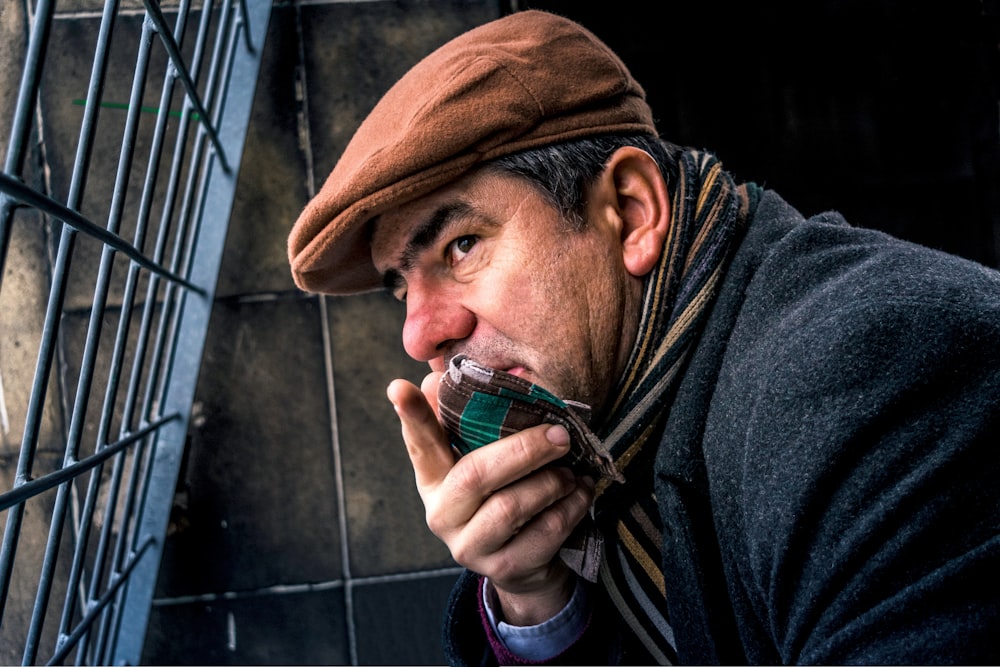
594;146;671;278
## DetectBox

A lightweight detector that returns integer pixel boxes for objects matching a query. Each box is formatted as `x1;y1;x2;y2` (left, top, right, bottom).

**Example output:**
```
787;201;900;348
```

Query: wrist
493;565;576;626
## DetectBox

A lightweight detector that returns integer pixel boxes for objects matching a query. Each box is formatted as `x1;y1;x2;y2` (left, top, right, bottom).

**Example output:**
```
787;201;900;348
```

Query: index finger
387;377;455;491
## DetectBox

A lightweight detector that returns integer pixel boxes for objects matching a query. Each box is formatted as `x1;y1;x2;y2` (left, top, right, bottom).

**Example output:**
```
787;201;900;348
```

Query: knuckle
489;490;524;529
546;466;575;494
424;509;447;537
539;505;573;536
423;493;457;539
506;429;536;459
449;539;474;567
537;491;587;538
448;455;488;494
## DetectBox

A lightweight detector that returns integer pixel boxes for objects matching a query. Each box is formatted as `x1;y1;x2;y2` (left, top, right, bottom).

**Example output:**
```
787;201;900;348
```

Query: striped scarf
593;149;759;663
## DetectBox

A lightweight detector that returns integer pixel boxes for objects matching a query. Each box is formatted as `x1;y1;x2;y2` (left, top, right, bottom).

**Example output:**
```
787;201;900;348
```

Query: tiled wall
139;1;501;664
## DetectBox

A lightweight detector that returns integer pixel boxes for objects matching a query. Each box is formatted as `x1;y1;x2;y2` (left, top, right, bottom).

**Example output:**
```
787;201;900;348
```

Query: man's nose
401;283;475;362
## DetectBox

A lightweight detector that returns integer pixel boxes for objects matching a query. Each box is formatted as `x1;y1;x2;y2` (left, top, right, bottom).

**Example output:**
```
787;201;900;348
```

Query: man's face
370;167;644;417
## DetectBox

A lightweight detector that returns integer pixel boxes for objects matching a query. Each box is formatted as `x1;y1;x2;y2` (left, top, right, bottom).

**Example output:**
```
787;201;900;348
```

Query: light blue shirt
481;576;590;661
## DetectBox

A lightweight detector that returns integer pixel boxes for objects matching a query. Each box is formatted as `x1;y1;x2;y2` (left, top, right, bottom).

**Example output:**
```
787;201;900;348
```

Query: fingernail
546;424;570;447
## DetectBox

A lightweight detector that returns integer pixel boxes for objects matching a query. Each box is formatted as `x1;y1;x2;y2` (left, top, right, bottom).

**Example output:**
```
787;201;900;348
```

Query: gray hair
486;133;682;228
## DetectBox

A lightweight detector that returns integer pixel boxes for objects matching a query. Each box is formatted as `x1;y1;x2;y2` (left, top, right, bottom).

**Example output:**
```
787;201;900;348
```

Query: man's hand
387;372;595;626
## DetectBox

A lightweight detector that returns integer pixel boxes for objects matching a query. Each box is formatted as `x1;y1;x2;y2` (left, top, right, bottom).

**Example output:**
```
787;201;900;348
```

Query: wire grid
0;0;269;663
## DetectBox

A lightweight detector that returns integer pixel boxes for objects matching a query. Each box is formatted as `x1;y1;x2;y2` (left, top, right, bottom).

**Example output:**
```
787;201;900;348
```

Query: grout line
293;5;316;201
227;289;314;303
149;566;464;607
347;565;464;588
290;0;362;660
53;10;147;20
152;579;344;607
319;291;358;665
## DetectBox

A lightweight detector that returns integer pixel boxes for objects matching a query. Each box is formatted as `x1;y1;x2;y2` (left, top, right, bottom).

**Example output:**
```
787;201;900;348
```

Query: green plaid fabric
439;355;620;482
438;355;618;582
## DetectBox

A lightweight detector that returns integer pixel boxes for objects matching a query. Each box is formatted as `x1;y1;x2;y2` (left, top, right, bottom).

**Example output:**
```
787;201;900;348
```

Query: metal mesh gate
0;0;270;663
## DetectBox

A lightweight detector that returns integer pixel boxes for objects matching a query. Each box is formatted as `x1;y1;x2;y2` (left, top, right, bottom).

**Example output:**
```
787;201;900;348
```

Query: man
288;10;1000;665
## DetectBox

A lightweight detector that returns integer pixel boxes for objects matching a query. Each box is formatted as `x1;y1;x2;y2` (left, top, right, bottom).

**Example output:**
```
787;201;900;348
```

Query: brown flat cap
288;9;657;295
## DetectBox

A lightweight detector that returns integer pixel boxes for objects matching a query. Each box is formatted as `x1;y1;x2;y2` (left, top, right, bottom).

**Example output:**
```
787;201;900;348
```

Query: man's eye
447;235;478;264
383;272;407;302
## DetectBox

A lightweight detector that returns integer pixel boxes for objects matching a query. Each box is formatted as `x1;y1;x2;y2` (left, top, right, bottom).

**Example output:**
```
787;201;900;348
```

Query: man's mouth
443;350;533;383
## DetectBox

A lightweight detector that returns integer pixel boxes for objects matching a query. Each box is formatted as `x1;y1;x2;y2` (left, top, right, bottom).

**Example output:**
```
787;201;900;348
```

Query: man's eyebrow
403;202;475;266
380;201;475;295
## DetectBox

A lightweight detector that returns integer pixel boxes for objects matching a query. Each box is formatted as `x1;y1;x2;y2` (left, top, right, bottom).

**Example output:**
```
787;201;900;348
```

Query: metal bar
0;414;179;512
0;0;122;627
0;174;204;293
0;0;55;271
239;0;256;54
21;16;159;662
0;0;58;625
0;221;74;627
110;0;231;617
64;0;122;215
0;1;117;617
93;0;222;651
64;1;196;659
141;0;231;173
48;535;156;666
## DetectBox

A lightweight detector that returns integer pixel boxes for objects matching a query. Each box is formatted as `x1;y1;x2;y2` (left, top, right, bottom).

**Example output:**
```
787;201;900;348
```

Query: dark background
517;0;1000;268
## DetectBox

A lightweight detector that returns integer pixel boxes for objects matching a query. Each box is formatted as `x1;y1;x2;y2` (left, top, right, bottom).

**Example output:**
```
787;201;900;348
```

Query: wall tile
141;587;350;665
216;4;307;297
156;296;342;596
325;291;455;577
300;0;499;181
352;572;460;665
